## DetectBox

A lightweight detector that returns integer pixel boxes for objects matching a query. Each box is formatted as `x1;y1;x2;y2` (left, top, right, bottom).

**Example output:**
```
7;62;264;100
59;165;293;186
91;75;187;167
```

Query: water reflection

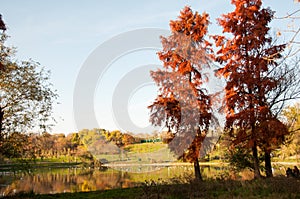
0;164;291;196
0;167;136;196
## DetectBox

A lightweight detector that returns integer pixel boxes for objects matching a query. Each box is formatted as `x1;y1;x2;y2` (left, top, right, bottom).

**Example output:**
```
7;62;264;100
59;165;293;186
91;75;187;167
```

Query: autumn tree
0;16;58;157
261;56;300;176
284;102;300;133
149;6;213;180
278;103;300;160
122;133;136;145
103;130;124;147
1;132;29;158
214;0;288;178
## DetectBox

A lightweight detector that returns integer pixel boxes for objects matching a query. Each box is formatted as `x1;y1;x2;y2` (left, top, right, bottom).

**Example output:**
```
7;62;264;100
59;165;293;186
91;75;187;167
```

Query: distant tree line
0;127;162;162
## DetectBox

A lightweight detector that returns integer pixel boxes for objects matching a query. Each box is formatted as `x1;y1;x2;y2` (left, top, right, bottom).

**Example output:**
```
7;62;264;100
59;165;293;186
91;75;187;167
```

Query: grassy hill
95;142;177;165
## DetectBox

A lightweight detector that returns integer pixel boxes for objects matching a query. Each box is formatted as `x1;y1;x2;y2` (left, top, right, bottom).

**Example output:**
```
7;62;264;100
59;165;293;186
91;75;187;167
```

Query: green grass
33;156;78;163
3;177;300;199
0;160;80;172
124;142;166;153
96;142;177;164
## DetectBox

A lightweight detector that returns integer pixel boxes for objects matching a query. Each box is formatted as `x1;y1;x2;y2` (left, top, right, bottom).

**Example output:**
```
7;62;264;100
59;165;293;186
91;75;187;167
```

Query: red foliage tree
214;0;286;178
148;6;212;180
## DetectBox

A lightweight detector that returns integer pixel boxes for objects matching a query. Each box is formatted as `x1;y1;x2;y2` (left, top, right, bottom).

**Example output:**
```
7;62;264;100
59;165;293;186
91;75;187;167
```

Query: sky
1;0;299;134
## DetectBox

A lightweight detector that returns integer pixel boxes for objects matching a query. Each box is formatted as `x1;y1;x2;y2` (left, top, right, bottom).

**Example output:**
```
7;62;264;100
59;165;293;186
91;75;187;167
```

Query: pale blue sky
1;1;298;134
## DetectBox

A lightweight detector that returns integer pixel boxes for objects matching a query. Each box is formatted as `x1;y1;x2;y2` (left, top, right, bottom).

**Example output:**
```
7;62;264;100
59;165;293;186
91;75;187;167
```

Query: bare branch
275;9;300;20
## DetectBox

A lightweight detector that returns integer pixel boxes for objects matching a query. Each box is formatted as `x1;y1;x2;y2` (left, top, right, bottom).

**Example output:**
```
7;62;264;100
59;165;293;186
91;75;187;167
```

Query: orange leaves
149;6;212;162
148;95;180;129
170;6;210;43
213;35;225;47
214;0;286;147
178;61;192;75
249;5;258;12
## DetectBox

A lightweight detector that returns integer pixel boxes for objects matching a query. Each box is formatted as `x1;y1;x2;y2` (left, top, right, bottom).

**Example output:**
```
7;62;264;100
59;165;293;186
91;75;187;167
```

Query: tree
122;133;135;145
0;14;6;70
256;118;288;177
283;102;300;132
279;103;300;160
257;56;300;177
103;130;123;147
0;15;5;31
261;36;300;176
1;132;28;158
149;6;213;180
0;16;57;157
214;0;287;178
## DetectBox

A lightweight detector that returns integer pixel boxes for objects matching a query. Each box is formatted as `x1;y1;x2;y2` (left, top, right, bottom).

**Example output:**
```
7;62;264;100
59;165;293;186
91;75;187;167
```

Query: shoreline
102;162;227;167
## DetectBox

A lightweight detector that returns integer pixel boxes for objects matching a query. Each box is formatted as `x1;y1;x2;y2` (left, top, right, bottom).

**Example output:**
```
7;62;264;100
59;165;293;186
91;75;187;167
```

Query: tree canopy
0;16;58;157
149;6;213;180
213;0;297;178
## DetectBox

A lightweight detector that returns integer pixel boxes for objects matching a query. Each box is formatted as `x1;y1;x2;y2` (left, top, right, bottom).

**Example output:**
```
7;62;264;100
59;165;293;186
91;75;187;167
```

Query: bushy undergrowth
140;176;300;199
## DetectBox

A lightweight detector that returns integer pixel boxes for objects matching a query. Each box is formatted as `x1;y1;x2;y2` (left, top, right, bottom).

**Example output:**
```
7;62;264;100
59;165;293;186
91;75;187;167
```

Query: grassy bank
3;176;300;199
0;160;81;172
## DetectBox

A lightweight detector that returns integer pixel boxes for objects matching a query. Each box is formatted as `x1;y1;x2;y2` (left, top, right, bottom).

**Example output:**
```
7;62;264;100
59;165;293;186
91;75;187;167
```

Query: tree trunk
0;106;3;139
265;150;273;178
194;158;202;180
252;143;261;179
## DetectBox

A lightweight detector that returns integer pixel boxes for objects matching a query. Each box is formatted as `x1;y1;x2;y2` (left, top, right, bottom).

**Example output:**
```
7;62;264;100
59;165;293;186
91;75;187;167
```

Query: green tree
283;102;300;132
279;102;300;160
104;130;123;147
0;17;57;157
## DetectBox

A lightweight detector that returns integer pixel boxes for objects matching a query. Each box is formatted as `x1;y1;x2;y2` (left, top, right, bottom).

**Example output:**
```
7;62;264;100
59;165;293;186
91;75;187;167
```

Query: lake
0;163;291;197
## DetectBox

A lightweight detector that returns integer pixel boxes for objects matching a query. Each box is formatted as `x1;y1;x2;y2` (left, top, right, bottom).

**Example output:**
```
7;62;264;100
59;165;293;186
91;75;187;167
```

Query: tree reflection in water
0;165;289;196
0;167;137;196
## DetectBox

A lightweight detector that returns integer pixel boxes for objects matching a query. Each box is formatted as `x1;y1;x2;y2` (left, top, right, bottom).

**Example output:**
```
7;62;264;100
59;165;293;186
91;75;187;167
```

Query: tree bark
252;143;262;179
194;158;202;180
265;150;273;178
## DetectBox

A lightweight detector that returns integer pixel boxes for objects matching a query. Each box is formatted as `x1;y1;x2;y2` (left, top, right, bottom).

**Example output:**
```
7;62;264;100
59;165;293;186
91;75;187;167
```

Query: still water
0;164;289;196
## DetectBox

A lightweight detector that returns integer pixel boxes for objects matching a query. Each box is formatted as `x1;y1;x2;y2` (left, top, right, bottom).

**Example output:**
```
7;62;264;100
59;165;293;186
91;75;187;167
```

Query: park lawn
123;142;167;153
96;142;177;164
4;177;300;199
